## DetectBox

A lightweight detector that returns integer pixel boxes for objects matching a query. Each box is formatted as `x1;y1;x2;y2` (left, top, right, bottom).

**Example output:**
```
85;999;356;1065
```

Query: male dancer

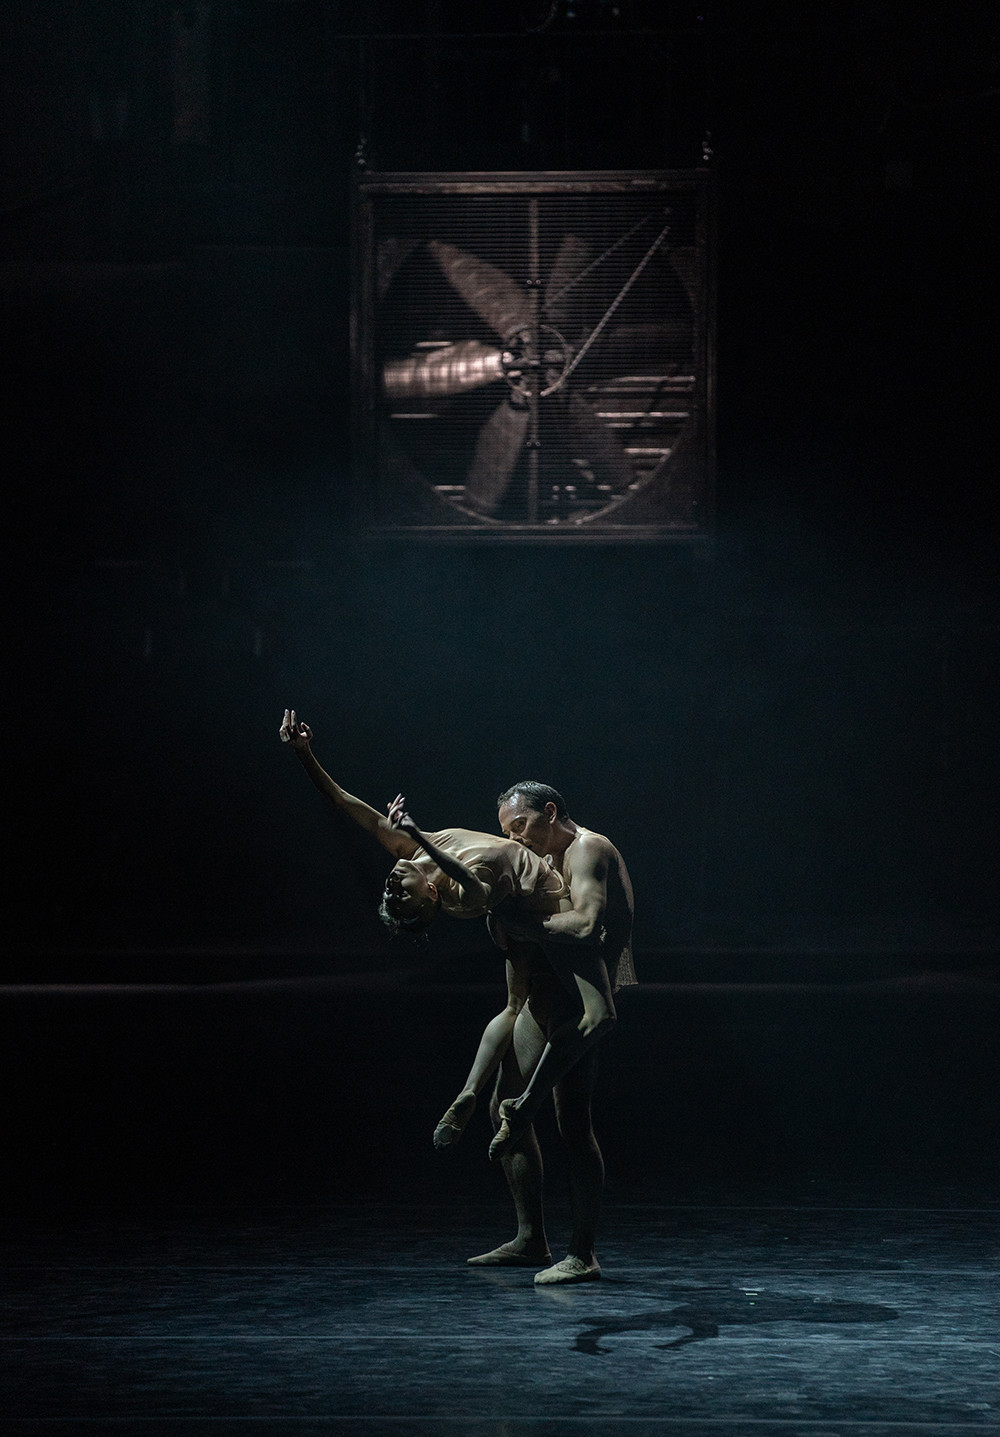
459;781;635;1286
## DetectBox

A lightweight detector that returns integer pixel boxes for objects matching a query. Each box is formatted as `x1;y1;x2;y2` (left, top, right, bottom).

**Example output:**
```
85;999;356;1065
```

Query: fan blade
383;341;504;403
544;234;592;335
377;237;421;301
564;391;634;493
463;400;530;515
427;241;529;342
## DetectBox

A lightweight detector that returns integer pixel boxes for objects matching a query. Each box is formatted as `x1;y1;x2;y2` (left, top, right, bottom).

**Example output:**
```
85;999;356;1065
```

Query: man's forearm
540;909;602;943
499;902;597;945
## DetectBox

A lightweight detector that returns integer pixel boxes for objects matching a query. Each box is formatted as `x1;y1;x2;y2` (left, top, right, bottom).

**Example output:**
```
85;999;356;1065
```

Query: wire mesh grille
354;175;713;539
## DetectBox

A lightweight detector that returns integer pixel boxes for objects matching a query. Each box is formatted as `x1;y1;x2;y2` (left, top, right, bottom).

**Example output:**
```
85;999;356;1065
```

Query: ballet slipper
433;1091;477;1149
468;1241;552;1267
534;1255;602;1285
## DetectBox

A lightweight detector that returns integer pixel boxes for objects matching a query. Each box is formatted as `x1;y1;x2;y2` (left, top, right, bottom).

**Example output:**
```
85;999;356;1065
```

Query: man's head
379;859;442;937
497;781;570;857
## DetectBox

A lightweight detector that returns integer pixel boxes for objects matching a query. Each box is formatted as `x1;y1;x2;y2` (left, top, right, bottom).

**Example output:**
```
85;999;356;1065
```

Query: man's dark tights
492;1039;603;1264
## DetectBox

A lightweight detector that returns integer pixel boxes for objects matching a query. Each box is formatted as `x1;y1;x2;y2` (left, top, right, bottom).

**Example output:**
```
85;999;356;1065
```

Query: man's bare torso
558;826;636;987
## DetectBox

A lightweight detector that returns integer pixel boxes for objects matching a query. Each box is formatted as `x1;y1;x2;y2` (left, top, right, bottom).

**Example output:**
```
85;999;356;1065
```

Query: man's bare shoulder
566;826;632;887
564;826;616;872
570;825;621;853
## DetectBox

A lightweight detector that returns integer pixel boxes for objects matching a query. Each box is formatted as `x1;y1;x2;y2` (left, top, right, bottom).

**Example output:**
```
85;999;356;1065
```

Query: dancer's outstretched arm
279;710;417;859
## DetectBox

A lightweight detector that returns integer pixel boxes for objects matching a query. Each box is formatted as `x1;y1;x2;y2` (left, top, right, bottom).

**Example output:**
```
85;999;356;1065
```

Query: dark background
2;1;998;1204
6;0;999;964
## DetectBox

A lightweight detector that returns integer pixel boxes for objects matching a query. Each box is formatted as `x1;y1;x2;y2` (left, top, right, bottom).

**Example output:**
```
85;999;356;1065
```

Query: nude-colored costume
414;829;568;920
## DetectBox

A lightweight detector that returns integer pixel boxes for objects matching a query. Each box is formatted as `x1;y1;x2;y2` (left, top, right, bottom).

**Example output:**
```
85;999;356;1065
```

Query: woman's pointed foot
488;1097;530;1162
434;1091;476;1149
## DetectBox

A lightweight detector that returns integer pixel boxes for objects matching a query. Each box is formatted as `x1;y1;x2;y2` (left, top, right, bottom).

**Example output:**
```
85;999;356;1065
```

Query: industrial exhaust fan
352;171;714;541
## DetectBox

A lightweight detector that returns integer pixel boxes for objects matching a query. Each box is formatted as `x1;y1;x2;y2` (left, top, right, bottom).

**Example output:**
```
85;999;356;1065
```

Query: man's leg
534;1050;603;1285
489;947;615;1163
467;1002;550;1267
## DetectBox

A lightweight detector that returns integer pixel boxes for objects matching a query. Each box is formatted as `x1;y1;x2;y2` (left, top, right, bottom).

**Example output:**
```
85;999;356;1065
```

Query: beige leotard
415;829;568;920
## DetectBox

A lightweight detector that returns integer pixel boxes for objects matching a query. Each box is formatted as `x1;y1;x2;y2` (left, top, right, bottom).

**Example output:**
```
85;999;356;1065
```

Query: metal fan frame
351;169;716;544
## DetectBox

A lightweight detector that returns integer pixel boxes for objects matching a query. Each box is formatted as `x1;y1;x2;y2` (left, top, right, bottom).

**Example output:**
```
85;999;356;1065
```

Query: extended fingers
280;708;310;744
387;794;410;828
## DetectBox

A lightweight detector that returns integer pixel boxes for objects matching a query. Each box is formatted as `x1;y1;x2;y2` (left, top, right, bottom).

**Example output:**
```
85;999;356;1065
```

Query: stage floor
4;1183;999;1435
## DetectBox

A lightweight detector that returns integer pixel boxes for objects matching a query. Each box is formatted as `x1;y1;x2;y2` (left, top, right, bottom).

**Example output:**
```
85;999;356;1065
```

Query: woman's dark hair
378;892;441;939
496;780;569;821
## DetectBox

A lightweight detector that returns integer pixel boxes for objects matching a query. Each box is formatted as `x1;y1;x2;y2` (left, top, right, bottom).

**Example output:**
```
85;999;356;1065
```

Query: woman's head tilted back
379;858;442;937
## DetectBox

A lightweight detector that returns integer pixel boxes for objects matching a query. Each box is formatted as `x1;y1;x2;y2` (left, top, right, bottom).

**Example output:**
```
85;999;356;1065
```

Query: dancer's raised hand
279;709;313;749
387;793;418;835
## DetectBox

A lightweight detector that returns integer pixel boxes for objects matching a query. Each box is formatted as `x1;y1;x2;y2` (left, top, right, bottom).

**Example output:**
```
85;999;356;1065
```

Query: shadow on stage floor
3;1190;999;1433
2;958;998;1432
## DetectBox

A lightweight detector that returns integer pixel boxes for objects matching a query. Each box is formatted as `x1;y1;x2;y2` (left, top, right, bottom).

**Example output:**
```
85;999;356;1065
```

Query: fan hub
500;323;570;401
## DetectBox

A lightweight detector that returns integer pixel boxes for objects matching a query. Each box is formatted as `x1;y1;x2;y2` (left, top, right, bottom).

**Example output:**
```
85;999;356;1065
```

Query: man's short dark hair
497;781;569;821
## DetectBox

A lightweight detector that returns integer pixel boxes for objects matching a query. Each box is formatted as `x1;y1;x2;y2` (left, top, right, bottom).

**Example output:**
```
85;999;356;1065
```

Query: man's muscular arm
387;796;491;911
279;710;417;859
497;837;608;945
538;834;609;943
